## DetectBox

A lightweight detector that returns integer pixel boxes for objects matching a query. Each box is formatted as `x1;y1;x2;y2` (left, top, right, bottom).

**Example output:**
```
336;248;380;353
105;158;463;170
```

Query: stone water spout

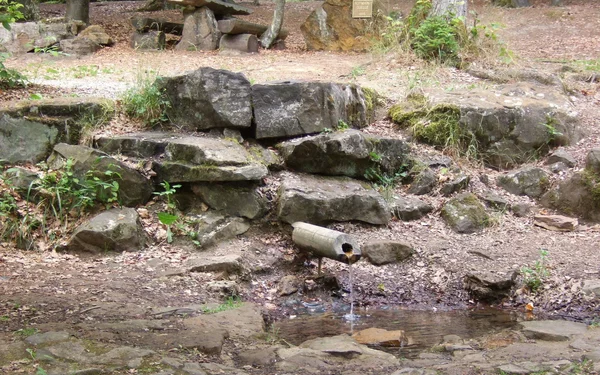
292;222;361;267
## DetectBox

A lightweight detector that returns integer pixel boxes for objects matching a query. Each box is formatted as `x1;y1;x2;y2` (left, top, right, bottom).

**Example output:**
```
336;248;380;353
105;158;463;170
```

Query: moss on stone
582;168;600;207
389;96;479;159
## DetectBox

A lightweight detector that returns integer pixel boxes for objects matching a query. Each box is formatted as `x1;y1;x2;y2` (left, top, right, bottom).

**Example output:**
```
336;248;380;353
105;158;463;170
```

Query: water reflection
275;307;517;358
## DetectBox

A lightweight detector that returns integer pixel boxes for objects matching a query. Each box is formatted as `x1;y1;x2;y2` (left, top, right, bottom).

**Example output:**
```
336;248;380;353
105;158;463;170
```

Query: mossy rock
441;193;490;233
388;84;580;169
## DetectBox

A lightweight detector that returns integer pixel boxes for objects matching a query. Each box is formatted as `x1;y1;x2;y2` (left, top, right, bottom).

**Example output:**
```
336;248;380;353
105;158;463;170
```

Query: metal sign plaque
352;0;373;18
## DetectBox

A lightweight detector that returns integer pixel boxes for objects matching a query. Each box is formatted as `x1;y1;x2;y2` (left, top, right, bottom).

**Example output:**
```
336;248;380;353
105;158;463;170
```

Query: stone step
94;132;268;183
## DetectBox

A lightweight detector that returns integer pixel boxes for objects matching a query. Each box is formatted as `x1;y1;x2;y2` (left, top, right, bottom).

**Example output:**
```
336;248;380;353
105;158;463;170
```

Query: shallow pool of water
275;307;518;358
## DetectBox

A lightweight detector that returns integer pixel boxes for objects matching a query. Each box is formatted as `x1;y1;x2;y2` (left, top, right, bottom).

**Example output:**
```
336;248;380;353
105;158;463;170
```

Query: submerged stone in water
352;327;410;347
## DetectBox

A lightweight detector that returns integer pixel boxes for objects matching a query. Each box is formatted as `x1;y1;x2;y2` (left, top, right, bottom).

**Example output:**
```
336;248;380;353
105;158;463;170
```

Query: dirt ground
1;0;600;372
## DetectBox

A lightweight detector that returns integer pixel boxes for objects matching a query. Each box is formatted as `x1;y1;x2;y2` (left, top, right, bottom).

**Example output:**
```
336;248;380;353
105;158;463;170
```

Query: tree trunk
15;0;39;21
431;0;467;19
259;0;285;49
66;0;90;24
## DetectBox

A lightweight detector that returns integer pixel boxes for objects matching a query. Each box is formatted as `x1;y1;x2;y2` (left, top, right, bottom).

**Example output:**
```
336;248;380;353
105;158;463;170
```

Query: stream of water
276;307;518;358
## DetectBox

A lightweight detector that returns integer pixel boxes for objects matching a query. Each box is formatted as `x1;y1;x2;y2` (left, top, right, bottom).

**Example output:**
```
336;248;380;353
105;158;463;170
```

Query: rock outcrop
47;143;153;207
441;193;490;233
277;173;390;225
497;167;550;199
0;97;114;164
252;82;375;139
277;129;410;179
94;132;268;183
389;84;580;169
158;67;252;130
67;208;146;253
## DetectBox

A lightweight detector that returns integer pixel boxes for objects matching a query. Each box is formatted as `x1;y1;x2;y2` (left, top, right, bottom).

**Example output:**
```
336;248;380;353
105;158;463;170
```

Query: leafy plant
33;41;63;57
121;71;171;127
543;116;563;142
412;16;460;64
520;249;550;292
154;181;181;243
154;181;181;212
14;327;39;337
0;0;27;87
202;295;242;314
350;65;366;79
335;120;350;131
0;0;23;30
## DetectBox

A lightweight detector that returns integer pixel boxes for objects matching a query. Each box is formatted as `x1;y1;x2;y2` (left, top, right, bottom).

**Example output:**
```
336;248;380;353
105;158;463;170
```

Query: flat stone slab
277;172;390;225
520;320;588;341
25;331;71;346
166;0;252;15
277;129;410;179
533;215;578;232
94;132;268;182
185;254;244;274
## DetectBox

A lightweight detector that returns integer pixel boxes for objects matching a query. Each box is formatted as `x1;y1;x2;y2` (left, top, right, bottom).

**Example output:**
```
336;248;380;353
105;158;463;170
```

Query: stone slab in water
520;320;588;341
277;172;390;225
352;327;408;347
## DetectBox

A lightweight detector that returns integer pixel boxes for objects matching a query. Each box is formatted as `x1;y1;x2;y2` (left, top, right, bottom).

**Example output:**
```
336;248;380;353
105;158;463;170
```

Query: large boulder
441;193;490;233
176;7;221;51
277;129;410;178
300;0;386;51
94;132;268;183
67;208;146;253
497;167;550;199
0;116;59;164
0;97;114;163
47;144;153;206
0;22;73;54
78;25;113;45
191;183;269;219
389;84;580;169
277;172;390;225
540;172;600;222
252;81;376;139
159;67;252;130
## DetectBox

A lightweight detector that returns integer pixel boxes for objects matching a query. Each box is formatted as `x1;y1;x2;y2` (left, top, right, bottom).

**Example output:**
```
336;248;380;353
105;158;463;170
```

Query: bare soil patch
1;0;600;374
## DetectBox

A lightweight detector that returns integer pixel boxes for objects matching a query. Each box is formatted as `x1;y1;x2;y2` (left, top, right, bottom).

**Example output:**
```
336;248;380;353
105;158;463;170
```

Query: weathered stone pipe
292;222;361;265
